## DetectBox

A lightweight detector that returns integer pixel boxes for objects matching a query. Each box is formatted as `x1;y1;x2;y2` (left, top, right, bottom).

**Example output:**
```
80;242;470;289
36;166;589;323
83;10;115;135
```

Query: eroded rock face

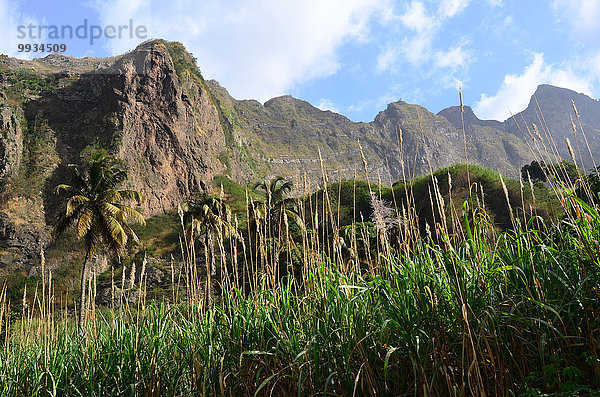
370;101;463;178
0;197;50;271
49;42;228;217
106;42;227;215
0;41;232;272
0;102;49;271
0;106;23;189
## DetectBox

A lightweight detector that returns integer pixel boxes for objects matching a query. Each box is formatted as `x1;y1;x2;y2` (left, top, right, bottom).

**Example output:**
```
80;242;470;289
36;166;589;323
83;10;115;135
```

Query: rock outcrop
0;105;23;186
0;41;237;272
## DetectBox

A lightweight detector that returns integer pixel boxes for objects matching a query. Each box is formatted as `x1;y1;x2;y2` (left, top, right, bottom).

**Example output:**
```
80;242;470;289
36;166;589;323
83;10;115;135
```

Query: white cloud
488;0;503;7
401;34;433;65
95;0;389;102
434;41;472;69
583;51;600;76
0;0;43;58
317;98;338;113
375;1;437;71
0;0;9;55
439;0;472;18
400;1;436;32
474;52;598;121
399;1;437;64
93;0;153;54
552;0;600;41
377;1;475;72
376;44;399;73
435;41;473;89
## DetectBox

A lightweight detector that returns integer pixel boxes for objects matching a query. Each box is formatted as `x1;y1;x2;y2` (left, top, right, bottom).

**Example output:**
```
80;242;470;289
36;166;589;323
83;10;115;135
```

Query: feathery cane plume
566;138;577;168
129;261;136;289
499;173;515;225
140;253;147;284
532;123;542;141
527;171;536;203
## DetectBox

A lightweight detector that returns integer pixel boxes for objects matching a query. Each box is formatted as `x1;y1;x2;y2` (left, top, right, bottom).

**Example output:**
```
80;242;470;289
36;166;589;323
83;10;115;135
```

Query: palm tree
181;193;236;304
254;177;293;207
252;176;303;235
251;177;304;287
54;150;145;329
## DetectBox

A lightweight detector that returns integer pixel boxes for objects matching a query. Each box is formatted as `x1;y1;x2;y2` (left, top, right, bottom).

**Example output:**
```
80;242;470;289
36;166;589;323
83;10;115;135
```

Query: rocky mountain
1;40;599;271
438;85;600;171
503;84;600;169
208;83;532;185
0;41;239;270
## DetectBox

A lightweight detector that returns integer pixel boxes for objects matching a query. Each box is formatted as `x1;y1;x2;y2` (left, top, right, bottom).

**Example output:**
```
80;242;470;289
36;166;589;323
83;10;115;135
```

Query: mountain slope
0;41;238;270
436;105;533;172
437;85;600;172
503;84;600;170
210;80;532;186
1;40;600;271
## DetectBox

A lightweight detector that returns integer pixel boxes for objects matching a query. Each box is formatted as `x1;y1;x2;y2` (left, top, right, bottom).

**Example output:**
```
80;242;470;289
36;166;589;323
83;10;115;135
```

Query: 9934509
18;43;67;53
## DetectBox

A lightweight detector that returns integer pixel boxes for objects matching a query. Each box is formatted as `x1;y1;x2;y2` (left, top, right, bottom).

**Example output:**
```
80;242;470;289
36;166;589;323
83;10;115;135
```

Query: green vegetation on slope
2;156;599;395
164;41;237;150
0;68;59;106
1;191;599;395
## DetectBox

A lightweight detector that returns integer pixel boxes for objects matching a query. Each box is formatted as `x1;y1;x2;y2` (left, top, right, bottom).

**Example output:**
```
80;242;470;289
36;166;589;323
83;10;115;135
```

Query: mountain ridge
1;40;600;271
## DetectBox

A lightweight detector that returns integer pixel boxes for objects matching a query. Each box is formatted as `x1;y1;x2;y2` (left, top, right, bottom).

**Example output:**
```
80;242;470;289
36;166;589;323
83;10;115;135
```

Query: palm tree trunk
78;251;90;331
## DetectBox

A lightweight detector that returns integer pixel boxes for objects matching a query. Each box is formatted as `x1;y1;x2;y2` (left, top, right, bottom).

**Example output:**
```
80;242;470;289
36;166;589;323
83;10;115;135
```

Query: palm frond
76;207;94;239
116;204;146;225
54;184;76;195
105;215;127;247
53;211;78;240
66;195;90;216
285;208;306;231
121;223;140;244
118;189;145;203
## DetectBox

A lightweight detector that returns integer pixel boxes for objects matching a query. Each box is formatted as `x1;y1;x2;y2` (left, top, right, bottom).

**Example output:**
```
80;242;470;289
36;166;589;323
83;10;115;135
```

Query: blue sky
1;0;599;122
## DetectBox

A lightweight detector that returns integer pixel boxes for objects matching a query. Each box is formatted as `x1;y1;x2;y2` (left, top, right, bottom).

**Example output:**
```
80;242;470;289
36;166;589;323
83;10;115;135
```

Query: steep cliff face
438;85;600;172
371;101;463;178
0;104;23;187
0;41;235;271
0;99;47;270
103;42;229;215
503;84;600;170
436;105;533;172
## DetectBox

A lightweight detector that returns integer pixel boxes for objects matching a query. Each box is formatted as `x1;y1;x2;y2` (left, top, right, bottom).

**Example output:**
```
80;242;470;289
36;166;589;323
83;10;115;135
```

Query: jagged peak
264;95;307;107
518;84;600;116
529;84;600;105
438;105;477;122
206;79;234;98
372;100;431;122
534;83;580;96
438;104;504;130
264;95;322;112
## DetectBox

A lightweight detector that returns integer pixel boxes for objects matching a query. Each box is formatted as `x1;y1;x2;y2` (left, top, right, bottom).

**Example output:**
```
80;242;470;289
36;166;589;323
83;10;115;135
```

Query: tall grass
1;109;599;396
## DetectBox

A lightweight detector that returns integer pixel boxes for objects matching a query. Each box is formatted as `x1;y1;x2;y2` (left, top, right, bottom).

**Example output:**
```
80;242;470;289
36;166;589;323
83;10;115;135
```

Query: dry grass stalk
459;91;471;195
499;173;515;227
572;100;598;172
